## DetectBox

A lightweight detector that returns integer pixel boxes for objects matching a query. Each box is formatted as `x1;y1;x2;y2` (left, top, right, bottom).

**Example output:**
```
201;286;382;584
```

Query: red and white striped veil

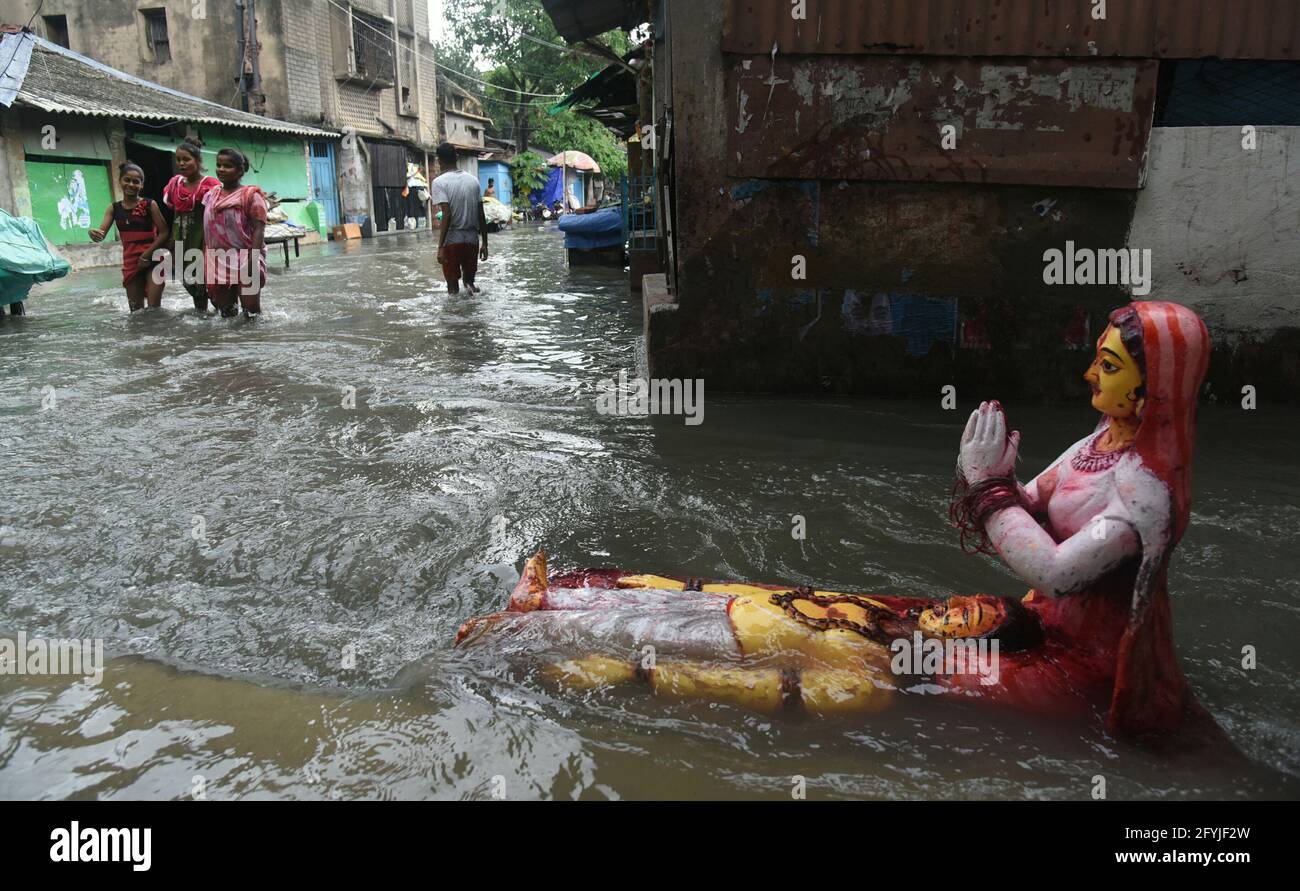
1106;301;1214;740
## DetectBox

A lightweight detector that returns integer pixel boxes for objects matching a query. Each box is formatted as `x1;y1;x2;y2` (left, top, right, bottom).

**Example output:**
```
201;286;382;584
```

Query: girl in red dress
90;162;169;312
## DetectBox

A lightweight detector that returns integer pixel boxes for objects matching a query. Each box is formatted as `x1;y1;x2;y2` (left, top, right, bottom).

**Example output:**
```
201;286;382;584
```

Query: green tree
531;112;627;182
438;0;630;162
508;151;549;209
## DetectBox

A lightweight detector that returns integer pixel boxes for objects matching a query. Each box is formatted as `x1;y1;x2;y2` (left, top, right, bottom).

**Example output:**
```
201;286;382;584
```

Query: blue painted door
309;141;340;227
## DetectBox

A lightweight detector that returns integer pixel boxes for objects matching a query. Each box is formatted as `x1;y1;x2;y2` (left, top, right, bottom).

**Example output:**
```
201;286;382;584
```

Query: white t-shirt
430;170;481;245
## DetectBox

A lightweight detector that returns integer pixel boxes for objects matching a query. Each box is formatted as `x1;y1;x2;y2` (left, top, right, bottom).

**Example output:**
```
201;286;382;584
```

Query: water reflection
1;230;1297;799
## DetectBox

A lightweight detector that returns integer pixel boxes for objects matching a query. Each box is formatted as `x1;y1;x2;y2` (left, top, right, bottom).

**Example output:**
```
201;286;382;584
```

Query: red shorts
441;241;479;285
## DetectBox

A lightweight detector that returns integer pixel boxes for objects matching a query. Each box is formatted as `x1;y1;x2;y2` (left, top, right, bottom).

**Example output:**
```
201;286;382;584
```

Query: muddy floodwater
2;229;1298;800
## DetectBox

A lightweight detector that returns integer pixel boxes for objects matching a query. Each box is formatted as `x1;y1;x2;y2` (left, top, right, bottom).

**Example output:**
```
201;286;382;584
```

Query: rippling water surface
2;229;1297;800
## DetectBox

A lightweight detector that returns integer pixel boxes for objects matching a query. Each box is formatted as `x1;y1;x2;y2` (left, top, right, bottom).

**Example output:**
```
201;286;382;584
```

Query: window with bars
399;37;417;114
350;11;395;84
142;9;170;64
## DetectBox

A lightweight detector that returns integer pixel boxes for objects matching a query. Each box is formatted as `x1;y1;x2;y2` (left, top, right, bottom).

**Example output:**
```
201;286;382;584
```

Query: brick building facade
2;0;441;230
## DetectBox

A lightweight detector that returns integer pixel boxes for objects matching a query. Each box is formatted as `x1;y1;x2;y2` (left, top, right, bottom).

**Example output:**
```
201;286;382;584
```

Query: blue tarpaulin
0;32;33;108
0;209;71;305
558;206;624;250
528;167;565;209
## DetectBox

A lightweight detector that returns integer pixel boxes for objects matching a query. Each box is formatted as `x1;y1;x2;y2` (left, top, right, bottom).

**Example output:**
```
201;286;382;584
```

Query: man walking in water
432;142;488;295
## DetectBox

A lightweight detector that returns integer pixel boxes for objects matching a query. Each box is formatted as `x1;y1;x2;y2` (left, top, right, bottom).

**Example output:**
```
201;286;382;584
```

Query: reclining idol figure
457;302;1221;744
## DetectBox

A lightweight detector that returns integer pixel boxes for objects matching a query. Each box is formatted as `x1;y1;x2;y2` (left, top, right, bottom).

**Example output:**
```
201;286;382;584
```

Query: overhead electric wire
0;0;45;82
340;17;550;120
323;0;568;98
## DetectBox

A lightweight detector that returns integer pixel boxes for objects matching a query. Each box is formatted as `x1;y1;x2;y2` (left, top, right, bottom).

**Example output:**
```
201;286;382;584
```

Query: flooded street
2;228;1298;800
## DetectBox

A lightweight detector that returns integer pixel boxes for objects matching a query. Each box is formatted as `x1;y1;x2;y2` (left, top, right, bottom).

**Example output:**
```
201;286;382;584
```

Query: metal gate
622;174;656;249
309;141;340;227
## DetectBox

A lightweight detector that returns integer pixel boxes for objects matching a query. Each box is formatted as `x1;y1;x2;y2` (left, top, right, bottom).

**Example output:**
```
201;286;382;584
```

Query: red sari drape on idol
941;302;1215;742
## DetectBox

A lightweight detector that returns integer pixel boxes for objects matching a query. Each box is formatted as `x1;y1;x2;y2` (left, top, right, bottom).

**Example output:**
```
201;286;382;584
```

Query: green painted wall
129;129;311;200
19;112;115;161
25;158;116;246
201;128;309;200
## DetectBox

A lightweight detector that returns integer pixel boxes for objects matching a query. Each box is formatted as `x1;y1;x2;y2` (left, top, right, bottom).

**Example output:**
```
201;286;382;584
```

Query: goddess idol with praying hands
456;302;1222;743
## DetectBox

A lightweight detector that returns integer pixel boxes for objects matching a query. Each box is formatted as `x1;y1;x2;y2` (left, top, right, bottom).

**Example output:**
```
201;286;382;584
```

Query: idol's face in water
1084;325;1144;419
918;595;1009;638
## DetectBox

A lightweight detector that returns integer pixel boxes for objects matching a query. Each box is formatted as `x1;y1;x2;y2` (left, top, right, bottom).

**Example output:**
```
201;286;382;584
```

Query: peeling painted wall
726;55;1157;187
656;0;1300;400
660;0;1139;400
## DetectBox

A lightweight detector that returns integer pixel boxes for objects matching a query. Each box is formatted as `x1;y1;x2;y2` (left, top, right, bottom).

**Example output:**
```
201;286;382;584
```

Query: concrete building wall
655;0;1138;400
1128;126;1300;340
0;118;29;217
0;0;288;116
281;0;331;123
443;111;485;150
322;0;438;146
3;0;438;148
653;0;1300;400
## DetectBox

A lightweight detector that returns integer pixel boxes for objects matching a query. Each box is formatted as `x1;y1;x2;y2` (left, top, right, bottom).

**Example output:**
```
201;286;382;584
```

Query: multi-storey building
1;0;441;232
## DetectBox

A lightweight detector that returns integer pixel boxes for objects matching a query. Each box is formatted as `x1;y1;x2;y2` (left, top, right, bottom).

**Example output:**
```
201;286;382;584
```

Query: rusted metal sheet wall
726;56;1158;187
722;0;1300;59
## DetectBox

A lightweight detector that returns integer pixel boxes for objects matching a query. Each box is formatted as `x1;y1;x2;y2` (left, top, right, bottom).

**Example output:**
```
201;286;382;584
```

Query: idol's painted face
1084;325;1143;419
919;595;1008;638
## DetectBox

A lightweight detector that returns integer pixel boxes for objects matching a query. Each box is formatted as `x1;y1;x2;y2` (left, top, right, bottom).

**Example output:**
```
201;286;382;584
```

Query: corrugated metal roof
539;0;646;42
723;0;1300;59
8;33;339;138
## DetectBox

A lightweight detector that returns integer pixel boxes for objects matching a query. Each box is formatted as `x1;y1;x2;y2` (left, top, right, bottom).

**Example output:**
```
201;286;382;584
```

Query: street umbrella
547;151;601;173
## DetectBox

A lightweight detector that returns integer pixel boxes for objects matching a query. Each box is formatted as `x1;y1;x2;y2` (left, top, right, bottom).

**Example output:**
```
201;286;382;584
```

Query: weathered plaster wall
1128;125;1300;401
1128;126;1300;338
0;120;27;216
658;0;1137;401
0;1;268;115
656;0;1300;401
2;0;437;145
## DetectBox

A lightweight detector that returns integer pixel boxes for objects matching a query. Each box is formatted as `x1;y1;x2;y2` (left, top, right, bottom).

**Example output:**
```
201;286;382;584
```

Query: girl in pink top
162;140;220;312
203;148;267;318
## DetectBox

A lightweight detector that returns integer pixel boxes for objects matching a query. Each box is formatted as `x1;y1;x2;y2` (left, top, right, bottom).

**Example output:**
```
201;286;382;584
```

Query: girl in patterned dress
202;148;267;318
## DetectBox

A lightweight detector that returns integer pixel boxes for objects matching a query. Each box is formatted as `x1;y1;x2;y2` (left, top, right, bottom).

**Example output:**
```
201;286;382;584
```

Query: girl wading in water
458;302;1226;746
163;140;220;312
89;163;169;312
202;148;267;318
